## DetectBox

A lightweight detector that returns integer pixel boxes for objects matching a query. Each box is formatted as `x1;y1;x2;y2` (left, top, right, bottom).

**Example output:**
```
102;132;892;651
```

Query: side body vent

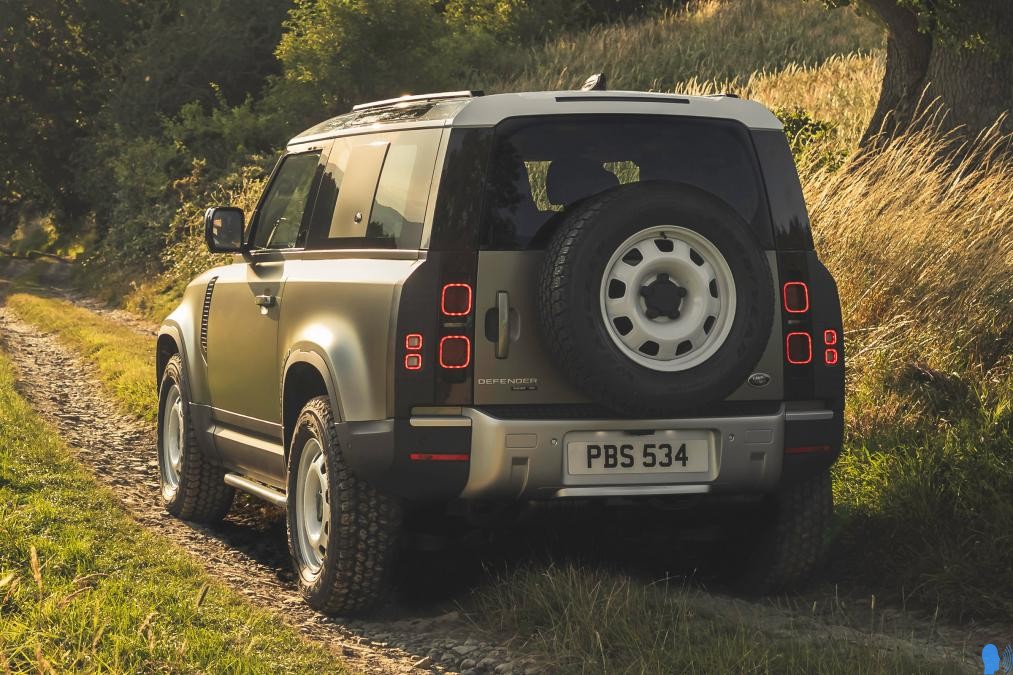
200;276;218;355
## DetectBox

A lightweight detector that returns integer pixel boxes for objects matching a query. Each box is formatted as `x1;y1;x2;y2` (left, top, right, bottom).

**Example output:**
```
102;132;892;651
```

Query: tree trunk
860;0;1013;146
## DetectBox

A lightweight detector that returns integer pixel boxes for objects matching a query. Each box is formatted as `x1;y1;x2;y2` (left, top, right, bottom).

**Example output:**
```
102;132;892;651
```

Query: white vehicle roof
289;90;782;147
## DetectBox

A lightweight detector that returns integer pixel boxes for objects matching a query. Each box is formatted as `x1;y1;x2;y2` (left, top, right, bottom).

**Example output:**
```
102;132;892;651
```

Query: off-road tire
538;181;774;417
286;396;401;615
730;470;833;594
157;354;234;522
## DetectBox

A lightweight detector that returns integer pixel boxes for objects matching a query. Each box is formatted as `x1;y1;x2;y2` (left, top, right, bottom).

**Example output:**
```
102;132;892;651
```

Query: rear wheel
286;396;401;615
725;470;833;594
157;354;234;522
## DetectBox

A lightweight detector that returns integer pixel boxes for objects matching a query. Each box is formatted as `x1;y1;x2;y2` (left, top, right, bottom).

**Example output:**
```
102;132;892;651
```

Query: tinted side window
306;128;442;250
481;115;772;250
250;151;321;249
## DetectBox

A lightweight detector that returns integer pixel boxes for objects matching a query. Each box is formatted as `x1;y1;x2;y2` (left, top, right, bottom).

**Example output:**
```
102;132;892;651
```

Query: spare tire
538;181;773;417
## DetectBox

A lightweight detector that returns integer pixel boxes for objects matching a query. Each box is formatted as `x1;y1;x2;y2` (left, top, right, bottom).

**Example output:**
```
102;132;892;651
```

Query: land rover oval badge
748;372;771;388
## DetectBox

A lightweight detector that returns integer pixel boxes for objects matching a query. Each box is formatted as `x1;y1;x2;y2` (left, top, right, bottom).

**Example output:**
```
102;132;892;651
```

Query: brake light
785;445;830;455
404;353;422;370
441;283;473;316
439;335;471;369
783;282;809;313
409;453;470;462
785;332;812;365
824;348;839;366
405;333;423;350
823;329;837;346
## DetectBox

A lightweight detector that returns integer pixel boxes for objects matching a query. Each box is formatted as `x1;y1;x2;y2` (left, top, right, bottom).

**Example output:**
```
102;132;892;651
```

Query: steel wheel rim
160;384;184;497
295;437;330;577
599;225;736;372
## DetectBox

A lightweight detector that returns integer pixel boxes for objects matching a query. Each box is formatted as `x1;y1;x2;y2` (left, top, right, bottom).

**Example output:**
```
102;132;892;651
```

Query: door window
250;151;322;249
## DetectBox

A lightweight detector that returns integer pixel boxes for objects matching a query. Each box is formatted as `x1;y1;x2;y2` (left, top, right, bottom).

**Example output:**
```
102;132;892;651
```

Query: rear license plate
566;431;711;475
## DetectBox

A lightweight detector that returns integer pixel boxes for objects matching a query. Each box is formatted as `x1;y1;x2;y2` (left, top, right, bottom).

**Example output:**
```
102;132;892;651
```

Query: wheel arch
282;348;344;457
156;325;187;393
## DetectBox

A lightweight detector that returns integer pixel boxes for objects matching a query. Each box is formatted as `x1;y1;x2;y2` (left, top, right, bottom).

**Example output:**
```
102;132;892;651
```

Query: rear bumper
341;404;841;502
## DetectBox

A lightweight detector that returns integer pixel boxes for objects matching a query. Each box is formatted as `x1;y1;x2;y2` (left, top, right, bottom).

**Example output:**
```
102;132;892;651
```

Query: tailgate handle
496;291;510;359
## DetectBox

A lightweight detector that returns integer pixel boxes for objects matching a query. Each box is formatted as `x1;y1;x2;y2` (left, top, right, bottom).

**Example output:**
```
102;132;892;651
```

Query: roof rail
352;90;483;112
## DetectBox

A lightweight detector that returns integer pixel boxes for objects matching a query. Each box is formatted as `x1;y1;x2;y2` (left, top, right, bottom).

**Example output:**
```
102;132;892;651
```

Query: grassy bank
0;351;343;673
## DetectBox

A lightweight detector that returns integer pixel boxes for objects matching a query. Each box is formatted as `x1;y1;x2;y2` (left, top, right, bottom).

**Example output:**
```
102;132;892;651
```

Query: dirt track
0;265;990;674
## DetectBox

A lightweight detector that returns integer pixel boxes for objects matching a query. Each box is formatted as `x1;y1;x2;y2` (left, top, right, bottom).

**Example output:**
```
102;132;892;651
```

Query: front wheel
157;354;234;522
286;396;401;615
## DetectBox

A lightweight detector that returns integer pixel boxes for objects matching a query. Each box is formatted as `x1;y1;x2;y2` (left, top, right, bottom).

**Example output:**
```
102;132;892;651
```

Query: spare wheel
537;181;774;417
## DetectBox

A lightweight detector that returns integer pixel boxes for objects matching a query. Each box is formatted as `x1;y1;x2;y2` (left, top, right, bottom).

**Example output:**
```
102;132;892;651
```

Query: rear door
472;115;781;407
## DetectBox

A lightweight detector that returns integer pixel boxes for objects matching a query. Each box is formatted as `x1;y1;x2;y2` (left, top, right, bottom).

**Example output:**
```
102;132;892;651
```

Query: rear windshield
481;115;772;249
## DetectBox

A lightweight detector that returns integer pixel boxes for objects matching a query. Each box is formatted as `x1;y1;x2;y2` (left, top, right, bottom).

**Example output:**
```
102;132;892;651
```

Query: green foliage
773;107;847;169
273;0;452;119
0;1;144;215
105;0;291;137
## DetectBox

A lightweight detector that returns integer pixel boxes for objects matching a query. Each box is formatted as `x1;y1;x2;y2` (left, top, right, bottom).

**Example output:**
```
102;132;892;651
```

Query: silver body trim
224;473;288;507
459;406;788;499
410;416;473;428
785;410;834;422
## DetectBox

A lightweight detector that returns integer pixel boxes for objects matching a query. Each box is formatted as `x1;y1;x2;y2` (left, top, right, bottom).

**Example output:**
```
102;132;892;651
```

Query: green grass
469;565;968;674
5;293;155;421
0;351;345;673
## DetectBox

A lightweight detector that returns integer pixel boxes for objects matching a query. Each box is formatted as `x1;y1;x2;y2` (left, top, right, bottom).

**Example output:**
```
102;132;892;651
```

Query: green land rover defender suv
156;87;845;614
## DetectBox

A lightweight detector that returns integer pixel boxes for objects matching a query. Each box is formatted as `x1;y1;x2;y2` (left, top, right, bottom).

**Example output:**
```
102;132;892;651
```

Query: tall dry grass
804;111;1013;617
491;0;883;94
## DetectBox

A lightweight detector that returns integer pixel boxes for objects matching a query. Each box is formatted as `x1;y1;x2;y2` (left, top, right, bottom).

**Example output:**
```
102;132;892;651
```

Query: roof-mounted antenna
580;73;607;91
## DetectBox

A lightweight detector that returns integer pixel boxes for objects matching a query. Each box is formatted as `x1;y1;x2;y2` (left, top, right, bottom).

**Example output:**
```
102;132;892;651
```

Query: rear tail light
785;445;831;455
441;283;473;316
439;335;471;369
783;282;809;313
409;453;470;462
823;329;839;366
404;353;422;370
785;332;812;365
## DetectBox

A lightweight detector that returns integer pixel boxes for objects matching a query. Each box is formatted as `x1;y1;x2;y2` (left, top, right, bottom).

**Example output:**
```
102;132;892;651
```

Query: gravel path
0;303;538;675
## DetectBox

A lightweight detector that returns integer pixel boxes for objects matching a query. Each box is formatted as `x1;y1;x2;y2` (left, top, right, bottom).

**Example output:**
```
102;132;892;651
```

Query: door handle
254;294;276;308
496;291;510;359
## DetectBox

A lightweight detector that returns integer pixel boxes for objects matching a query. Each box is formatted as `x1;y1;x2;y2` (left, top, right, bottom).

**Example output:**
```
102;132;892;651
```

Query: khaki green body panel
279;252;422;423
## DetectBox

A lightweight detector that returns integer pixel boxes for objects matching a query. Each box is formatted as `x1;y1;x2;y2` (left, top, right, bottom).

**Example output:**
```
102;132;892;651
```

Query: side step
224;473;288;508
